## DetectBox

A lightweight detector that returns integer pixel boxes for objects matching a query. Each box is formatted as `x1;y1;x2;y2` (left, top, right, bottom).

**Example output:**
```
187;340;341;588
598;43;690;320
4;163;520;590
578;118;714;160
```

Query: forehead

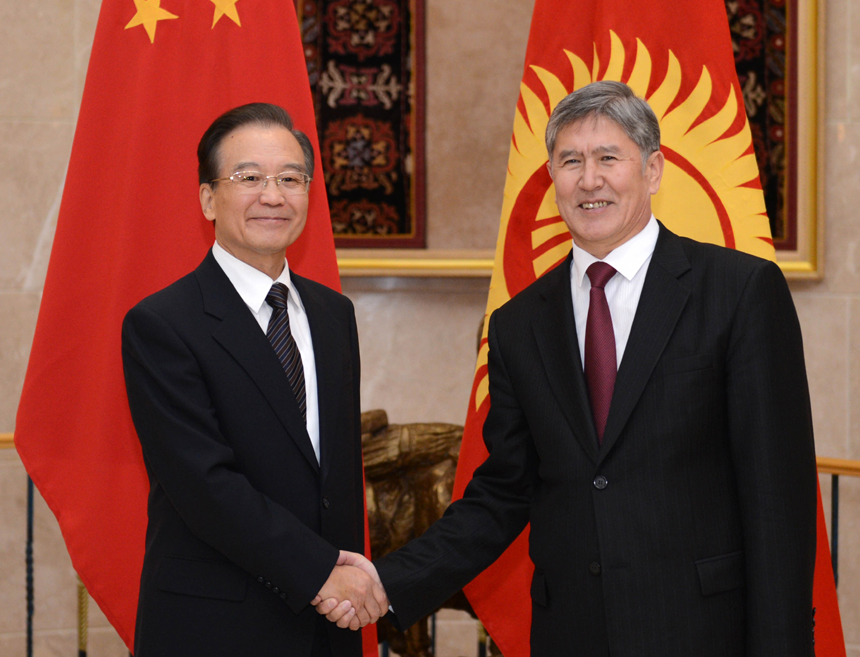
216;124;304;171
552;116;639;157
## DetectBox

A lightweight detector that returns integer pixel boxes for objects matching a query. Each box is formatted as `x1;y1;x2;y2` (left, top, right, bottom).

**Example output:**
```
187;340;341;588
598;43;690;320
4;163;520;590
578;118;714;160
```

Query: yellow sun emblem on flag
473;30;774;412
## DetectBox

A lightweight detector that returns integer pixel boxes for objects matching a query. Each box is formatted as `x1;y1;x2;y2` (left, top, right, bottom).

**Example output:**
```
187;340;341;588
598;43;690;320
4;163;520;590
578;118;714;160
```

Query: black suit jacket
122;251;364;657
375;224;817;656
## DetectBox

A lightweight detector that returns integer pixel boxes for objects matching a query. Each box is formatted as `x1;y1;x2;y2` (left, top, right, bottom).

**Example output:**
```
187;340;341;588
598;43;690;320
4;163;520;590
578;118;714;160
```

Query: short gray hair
545;81;661;164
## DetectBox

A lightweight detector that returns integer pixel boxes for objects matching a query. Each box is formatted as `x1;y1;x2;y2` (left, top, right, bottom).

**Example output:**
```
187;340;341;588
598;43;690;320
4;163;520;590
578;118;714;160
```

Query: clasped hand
311;551;388;630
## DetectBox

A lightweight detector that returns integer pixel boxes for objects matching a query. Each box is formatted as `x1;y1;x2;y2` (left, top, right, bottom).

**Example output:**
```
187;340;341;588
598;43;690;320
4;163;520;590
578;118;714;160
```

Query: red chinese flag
452;0;844;655
14;1;376;654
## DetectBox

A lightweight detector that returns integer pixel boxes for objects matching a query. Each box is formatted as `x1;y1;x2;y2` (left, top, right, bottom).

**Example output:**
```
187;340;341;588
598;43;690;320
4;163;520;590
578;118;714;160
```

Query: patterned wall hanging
728;0;795;252
295;0;425;248
295;0;805;255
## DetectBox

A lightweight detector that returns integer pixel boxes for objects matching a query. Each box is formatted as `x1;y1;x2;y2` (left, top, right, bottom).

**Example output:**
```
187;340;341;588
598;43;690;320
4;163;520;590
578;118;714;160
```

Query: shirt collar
211;241;301;314
571;215;659;287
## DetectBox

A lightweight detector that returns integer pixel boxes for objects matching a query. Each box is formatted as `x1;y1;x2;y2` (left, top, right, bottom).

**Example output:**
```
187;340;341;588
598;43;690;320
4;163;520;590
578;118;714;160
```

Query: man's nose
259;177;286;204
578;159;602;190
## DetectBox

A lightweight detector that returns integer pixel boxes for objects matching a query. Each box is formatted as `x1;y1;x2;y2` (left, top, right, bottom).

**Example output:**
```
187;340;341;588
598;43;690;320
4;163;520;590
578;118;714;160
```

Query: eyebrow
555;144;624;160
232;161;306;173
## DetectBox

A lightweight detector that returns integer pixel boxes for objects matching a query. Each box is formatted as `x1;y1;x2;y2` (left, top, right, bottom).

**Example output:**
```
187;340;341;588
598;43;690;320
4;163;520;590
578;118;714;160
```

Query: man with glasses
122;103;385;657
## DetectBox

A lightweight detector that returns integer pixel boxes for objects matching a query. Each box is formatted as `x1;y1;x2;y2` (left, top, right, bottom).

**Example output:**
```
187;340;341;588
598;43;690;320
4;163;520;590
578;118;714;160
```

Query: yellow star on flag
211;0;241;27
124;0;179;43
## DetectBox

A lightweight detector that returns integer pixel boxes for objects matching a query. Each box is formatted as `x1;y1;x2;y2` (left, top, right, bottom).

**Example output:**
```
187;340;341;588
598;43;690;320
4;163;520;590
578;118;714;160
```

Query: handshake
311;550;389;630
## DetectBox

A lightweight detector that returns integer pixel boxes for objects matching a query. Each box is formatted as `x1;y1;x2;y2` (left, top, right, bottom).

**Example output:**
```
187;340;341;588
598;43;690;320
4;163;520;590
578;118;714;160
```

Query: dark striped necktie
265;282;307;423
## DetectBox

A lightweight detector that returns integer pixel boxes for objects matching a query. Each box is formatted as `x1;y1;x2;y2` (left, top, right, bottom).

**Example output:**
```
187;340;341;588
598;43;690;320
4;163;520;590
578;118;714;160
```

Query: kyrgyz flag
451;0;844;655
14;1;376;654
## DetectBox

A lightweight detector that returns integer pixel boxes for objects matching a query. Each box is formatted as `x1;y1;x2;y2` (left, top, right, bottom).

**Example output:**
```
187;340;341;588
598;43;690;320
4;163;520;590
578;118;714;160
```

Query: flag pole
77;575;88;656
26;476;33;657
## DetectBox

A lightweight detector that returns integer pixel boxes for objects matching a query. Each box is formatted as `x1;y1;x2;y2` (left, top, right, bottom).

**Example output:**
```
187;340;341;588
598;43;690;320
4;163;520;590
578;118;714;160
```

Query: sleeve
346;299;366;551
121;304;339;615
374;311;536;629
726;259;817;655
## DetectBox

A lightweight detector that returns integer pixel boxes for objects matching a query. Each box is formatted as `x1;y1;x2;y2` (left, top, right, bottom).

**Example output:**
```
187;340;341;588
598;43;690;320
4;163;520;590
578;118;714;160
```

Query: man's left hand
311;551;388;630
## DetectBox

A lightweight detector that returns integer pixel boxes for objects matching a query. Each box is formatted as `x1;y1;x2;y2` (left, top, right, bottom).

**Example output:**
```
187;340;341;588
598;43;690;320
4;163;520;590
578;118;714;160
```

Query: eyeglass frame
209;169;313;195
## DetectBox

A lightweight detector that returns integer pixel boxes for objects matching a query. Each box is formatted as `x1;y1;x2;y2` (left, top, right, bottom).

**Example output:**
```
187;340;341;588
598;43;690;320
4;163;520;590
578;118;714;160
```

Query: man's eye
278;175;300;184
236;172;263;183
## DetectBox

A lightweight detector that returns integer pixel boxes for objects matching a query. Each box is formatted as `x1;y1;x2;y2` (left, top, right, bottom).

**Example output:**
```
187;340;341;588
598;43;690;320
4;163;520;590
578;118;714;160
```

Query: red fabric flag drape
814;485;846;657
14;1;376;654
452;1;844;655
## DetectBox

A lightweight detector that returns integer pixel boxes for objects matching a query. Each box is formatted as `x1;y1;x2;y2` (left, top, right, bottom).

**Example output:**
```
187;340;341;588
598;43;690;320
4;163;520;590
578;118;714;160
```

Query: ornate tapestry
293;1;792;252
295;0;425;247
727;0;795;250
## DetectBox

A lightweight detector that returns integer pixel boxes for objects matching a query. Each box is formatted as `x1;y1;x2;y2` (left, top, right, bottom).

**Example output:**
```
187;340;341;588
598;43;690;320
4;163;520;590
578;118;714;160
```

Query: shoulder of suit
675;233;762;265
492;255;570;323
290;271;353;310
670;231;778;279
655;221;756;264
128;268;202;317
125;251;230;324
658;227;786;301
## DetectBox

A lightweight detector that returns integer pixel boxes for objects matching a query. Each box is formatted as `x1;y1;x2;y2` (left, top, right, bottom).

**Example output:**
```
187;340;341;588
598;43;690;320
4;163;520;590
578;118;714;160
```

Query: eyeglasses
210;170;312;195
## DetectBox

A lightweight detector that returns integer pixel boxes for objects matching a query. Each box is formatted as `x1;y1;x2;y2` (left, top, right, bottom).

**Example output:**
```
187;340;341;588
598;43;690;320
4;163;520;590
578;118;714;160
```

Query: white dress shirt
570;216;659;369
212;241;321;462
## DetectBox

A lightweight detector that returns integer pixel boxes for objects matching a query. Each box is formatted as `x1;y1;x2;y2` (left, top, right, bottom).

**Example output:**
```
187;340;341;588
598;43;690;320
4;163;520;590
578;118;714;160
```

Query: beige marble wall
0;0;858;655
422;0;533;249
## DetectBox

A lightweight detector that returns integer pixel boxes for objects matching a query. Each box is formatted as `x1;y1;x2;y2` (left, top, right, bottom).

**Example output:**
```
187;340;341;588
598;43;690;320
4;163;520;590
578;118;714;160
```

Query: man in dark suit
122;103;385;656
320;82;817;655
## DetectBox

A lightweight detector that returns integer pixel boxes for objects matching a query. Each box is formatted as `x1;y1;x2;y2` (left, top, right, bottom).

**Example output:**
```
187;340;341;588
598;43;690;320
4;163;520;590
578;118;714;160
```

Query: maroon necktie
266;283;307;422
585;262;617;444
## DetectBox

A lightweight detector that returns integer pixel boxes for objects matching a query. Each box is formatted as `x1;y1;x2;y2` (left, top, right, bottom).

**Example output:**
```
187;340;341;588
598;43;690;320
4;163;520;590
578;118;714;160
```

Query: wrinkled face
199;124;309;279
547;116;664;259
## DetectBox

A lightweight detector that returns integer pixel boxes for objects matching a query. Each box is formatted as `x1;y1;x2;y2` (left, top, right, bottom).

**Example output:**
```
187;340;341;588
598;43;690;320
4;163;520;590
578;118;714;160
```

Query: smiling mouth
581;201;609;209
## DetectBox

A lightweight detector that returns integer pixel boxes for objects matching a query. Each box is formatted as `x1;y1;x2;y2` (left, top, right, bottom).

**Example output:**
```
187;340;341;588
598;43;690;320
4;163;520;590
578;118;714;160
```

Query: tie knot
587;262;616;289
266;282;289;310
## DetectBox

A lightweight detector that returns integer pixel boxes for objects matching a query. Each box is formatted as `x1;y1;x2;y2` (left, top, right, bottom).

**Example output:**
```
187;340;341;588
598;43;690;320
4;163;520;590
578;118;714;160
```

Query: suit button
280;592;287;600
322;497;330;509
265;581;272;588
593;475;608;490
257;576;265;583
589;562;602;576
272;587;280;594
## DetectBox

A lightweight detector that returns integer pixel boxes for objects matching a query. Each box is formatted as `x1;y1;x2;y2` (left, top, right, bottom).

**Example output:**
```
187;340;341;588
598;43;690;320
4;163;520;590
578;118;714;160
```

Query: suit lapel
599;224;691;459
533;252;601;463
291;274;342;484
195;252;320;473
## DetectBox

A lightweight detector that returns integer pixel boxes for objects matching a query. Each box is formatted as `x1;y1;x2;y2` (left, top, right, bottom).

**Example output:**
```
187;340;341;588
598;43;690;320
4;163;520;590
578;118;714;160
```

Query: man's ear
199;184;216;222
647;149;665;195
